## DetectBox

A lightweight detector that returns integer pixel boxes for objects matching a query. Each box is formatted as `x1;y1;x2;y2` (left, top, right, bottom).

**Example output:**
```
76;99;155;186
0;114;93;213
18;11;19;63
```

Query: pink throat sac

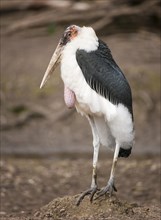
64;85;76;108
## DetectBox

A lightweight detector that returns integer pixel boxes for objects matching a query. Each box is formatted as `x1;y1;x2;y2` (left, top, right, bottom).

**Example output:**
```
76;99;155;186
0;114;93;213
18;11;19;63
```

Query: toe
94;182;117;200
95;188;107;200
76;186;99;206
89;186;98;203
76;189;91;206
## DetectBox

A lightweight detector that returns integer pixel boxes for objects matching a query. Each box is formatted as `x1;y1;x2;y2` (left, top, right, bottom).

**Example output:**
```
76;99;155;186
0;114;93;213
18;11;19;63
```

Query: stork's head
60;25;81;46
40;25;98;88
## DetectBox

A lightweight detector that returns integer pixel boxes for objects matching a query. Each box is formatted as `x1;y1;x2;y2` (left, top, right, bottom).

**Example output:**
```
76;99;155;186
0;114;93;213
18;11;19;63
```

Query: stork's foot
76;186;99;206
95;178;117;200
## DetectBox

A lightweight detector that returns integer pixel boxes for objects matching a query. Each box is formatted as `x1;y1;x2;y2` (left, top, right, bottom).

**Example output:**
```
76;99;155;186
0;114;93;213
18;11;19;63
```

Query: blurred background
1;0;160;156
0;0;160;218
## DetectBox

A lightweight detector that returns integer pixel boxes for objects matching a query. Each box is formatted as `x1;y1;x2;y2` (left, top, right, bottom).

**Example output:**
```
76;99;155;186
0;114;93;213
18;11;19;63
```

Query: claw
76;186;98;206
94;181;117;200
113;184;117;192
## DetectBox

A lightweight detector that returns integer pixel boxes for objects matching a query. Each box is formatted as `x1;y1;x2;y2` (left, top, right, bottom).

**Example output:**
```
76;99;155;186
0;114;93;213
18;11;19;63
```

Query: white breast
61;48;116;119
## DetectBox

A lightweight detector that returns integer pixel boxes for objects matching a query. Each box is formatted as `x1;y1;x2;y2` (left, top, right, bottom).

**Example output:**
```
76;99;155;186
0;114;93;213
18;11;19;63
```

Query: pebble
60;208;66;213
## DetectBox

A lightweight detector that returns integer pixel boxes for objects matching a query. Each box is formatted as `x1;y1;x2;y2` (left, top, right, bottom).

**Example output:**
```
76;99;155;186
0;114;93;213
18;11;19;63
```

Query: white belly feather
61;51;134;148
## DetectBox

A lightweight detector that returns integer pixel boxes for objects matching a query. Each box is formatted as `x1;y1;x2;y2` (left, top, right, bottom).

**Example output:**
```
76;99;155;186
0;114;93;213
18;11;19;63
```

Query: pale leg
76;116;100;206
96;142;120;198
89;116;100;188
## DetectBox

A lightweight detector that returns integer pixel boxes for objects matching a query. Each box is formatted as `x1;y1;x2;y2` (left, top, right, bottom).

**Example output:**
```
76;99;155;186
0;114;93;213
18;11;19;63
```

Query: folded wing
76;39;133;116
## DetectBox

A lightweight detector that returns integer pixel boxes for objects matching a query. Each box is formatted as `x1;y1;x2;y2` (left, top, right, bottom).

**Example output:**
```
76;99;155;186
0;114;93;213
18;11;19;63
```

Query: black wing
76;39;133;116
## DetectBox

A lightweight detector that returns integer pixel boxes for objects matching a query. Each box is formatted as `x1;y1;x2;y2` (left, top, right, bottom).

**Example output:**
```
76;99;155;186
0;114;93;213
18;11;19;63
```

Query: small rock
45;212;53;217
34;211;40;217
60;208;66;213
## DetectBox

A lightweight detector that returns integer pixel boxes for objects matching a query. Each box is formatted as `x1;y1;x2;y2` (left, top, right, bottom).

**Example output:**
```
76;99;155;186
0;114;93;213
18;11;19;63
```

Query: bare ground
0;155;160;220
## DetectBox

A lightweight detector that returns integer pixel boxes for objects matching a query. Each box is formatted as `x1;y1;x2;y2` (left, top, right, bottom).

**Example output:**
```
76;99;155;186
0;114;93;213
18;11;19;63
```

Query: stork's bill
40;42;62;89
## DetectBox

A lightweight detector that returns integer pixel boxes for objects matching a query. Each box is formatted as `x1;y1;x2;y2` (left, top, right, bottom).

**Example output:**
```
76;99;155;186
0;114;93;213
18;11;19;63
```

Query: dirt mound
33;195;160;220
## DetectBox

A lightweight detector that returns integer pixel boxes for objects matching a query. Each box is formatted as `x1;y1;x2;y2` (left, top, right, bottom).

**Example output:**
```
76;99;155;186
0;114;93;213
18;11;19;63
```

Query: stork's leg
95;142;120;199
76;116;100;206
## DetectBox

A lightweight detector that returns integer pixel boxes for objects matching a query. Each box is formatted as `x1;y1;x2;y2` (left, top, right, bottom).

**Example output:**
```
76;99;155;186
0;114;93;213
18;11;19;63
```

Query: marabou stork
40;25;135;206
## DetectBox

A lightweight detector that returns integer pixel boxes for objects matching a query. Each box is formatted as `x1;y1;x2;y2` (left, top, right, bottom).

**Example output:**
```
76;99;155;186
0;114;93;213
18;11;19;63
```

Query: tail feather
119;147;132;158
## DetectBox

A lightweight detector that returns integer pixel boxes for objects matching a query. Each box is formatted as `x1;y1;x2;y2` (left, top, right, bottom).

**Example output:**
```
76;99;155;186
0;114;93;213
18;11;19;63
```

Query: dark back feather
76;39;133;117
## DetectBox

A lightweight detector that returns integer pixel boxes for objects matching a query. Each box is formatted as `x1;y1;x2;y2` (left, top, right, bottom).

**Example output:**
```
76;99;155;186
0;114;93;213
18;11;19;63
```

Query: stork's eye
67;32;71;37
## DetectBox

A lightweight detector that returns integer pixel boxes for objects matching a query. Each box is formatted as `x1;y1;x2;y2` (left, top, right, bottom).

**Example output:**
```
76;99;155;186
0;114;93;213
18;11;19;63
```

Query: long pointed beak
40;42;63;89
